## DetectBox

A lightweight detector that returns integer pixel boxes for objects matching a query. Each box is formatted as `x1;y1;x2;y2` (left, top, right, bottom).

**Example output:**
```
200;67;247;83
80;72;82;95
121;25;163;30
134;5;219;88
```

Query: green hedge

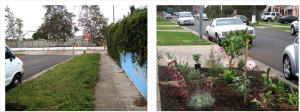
106;8;147;67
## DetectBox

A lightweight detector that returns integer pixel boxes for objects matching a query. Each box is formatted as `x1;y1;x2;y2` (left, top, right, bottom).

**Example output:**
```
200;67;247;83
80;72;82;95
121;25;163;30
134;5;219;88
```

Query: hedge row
106;8;147;68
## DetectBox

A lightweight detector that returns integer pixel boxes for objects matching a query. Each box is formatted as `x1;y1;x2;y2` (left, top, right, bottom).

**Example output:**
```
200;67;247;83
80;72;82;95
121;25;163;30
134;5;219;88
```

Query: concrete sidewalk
94;50;147;111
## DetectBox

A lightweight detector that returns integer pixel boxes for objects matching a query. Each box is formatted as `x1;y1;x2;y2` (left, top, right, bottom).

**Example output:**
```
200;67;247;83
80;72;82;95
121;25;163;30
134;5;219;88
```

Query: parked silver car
291;19;299;35
282;36;299;79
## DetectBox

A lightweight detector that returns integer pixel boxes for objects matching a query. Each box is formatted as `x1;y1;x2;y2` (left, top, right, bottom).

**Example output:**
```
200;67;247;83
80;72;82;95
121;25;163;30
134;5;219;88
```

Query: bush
237;59;245;71
188;92;215;110
223;70;234;84
106;7;147;67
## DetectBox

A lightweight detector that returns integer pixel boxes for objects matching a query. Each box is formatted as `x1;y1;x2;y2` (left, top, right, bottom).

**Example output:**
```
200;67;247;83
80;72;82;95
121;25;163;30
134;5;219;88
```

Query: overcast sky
5;4;145;38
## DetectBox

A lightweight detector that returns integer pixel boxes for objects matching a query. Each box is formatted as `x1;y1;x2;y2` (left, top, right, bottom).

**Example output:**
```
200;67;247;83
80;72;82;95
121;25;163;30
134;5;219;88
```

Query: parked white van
5;44;24;88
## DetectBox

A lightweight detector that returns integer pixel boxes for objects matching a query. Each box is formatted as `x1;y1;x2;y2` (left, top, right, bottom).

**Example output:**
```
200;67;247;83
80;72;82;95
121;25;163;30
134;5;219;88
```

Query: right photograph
157;5;299;111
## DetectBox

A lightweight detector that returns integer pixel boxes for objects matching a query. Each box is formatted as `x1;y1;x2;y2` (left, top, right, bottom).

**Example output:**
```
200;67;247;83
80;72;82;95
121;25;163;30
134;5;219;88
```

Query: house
264;5;299;17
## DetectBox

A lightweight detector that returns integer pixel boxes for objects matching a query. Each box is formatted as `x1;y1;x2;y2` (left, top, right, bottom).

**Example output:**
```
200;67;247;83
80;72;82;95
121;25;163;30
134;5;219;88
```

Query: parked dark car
233;15;249;25
276;15;298;24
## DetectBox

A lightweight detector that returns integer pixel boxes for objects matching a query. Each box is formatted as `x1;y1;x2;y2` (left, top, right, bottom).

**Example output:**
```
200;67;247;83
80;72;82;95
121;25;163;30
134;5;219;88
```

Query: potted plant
193;54;202;70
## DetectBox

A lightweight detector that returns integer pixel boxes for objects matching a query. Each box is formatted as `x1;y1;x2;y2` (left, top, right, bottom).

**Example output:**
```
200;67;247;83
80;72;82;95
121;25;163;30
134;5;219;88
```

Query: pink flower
224;56;226;58
170;76;172;78
220;47;223;50
210;58;213;61
219;74;222;76
182;85;187;88
210;83;213;87
215;62;219;65
221;50;223;53
174;84;179;88
206;83;209;86
224;69;227;71
182;91;187;95
168;67;172;74
178;90;182;95
181;79;185;82
201;74;204;77
178;72;180;76
246;60;256;70
215;51;217;53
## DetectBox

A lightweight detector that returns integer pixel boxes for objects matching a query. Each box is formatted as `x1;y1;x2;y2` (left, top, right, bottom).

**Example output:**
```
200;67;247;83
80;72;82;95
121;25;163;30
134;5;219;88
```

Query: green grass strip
273;24;291;26
157;26;184;30
157;31;213;45
268;27;290;31
15;53;25;56
157;19;177;25
5;53;100;111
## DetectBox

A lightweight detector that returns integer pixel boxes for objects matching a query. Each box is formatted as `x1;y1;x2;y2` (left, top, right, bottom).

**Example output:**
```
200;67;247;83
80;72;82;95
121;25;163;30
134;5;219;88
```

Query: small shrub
186;68;200;84
223;70;234;84
237;58;245;71
188;92;215;110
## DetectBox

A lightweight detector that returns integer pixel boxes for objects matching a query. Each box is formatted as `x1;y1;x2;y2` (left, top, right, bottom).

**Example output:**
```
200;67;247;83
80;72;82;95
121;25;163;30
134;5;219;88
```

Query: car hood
216;25;254;31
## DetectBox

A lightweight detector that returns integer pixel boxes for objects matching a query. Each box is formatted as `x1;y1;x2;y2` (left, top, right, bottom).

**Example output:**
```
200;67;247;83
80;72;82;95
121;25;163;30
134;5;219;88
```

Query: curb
156;59;161;111
22;57;73;83
16;54;28;57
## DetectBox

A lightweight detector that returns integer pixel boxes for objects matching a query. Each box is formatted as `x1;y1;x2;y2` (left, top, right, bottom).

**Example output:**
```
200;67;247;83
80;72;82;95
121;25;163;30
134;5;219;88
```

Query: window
295;37;299;44
271;13;275;16
264;13;270;15
5;47;14;59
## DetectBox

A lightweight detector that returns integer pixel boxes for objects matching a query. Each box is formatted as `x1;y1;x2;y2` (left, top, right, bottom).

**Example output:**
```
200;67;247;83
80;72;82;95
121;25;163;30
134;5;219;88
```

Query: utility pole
199;5;203;42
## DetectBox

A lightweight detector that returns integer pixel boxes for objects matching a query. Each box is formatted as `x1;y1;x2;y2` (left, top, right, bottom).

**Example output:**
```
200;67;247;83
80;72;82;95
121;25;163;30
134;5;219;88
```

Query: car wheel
267;18;271;22
207;31;212;41
216;34;221;46
284;20;288;24
291;26;296;35
10;75;21;88
283;56;294;80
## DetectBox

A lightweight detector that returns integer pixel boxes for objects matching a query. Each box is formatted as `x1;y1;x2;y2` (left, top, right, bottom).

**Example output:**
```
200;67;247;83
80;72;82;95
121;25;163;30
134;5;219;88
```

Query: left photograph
4;4;147;111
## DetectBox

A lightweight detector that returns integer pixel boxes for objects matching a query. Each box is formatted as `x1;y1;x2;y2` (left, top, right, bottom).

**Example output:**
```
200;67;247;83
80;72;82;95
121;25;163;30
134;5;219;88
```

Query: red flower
229;63;235;66
178;90;182;95
173;68;178;71
170;76;172;79
184;94;190;97
168;62;171;66
182;85;187;88
168;67;172;74
178;81;182;86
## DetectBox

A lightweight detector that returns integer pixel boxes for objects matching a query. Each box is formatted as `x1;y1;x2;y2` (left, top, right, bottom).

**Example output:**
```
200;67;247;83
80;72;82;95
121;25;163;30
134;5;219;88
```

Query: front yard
157;31;213;45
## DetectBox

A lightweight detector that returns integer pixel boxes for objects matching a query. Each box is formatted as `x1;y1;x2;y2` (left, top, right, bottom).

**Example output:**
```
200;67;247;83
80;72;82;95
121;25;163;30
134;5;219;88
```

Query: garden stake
244;38;249;103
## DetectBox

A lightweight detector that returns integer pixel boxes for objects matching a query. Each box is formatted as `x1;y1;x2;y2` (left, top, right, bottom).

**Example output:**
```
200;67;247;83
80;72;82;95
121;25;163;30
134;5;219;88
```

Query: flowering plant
168;61;189;97
204;47;225;77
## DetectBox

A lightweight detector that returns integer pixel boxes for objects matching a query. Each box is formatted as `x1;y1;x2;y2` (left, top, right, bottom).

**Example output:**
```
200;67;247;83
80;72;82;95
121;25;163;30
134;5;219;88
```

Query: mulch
158;65;298;111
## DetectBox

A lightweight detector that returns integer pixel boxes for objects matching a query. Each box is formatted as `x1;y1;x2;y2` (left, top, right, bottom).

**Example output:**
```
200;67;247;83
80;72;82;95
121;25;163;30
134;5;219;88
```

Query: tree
15;18;23;41
32;32;46;40
37;5;76;46
5;6;17;40
129;5;136;15
78;5;108;46
223;5;234;17
157;5;167;12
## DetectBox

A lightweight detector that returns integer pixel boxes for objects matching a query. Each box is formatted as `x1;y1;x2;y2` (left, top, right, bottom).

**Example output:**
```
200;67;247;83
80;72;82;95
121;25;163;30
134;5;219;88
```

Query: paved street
18;55;72;81
170;15;298;80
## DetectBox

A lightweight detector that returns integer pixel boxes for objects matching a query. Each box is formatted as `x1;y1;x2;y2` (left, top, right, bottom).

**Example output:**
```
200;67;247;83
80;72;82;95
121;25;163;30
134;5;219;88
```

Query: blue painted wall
120;53;147;98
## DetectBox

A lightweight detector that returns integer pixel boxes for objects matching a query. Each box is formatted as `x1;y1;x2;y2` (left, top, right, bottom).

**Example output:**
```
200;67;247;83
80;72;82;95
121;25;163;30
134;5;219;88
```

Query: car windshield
216;19;244;26
166;14;171;16
179;13;192;17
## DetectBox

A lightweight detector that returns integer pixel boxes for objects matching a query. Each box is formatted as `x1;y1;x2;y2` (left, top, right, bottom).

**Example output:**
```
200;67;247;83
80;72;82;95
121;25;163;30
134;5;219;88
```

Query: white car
194;13;207;20
5;44;24;88
177;12;194;26
291;20;299;35
282;36;299;79
205;18;256;45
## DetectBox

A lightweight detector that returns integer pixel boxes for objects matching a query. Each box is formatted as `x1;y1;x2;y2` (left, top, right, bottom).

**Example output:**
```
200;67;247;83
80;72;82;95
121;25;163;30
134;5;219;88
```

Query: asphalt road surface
171;15;298;80
18;55;72;81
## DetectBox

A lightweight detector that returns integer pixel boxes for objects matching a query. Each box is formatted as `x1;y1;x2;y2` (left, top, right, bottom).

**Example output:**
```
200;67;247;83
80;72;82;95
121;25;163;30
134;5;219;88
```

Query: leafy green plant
272;80;287;94
186;68;200;84
223;70;234;84
193;54;202;63
166;52;175;61
251;90;275;109
187;92;215;110
173;60;190;79
220;28;255;63
227;75;251;97
237;58;245;71
287;87;298;107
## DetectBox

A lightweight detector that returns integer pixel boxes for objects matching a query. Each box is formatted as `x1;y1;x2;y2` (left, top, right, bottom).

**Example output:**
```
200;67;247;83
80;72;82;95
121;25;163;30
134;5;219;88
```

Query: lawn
157;31;213;45
268;27;290;31
157;26;184;30
253;20;278;24
15;53;25;56
249;23;268;27
157;19;177;25
5;53;100;111
273;24;291;26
